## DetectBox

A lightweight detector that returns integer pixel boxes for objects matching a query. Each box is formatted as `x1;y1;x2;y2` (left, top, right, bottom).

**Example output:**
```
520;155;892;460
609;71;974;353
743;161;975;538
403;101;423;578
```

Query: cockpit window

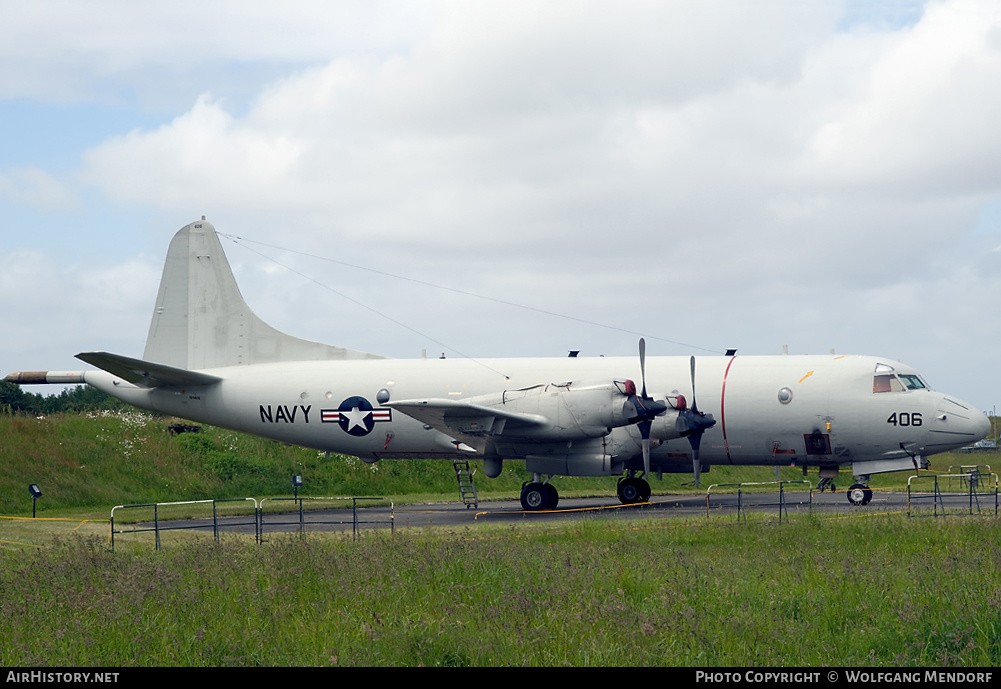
898;374;926;390
873;372;928;393
873;374;904;393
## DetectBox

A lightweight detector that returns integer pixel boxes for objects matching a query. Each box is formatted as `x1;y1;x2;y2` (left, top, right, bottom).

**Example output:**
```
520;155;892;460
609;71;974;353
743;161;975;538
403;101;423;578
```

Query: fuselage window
873;374;904;393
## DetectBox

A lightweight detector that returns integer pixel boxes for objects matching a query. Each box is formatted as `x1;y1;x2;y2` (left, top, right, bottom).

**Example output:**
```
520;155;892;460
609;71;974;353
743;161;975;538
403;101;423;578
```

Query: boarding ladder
453;459;478;508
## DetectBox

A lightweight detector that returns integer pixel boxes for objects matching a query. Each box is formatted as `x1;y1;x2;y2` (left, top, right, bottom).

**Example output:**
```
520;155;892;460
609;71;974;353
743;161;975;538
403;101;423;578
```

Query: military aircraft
6;219;991;510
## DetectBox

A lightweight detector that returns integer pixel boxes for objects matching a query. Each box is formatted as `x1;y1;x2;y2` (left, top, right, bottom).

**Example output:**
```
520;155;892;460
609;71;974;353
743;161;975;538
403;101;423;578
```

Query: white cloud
810;0;1001;193
3;0;1001;407
0;0;430;103
0;250;159;373
0;167;77;210
75;1;1001;252
83;95;304;209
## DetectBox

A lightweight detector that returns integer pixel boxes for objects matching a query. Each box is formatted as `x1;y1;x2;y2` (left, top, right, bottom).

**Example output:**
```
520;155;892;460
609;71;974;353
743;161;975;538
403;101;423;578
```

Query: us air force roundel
320;397;392;436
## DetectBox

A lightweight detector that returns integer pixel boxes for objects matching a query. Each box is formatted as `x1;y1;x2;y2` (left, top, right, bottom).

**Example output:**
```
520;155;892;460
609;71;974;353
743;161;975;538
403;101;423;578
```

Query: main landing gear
617;474;651;504
519;472;653;511
520;478;559;511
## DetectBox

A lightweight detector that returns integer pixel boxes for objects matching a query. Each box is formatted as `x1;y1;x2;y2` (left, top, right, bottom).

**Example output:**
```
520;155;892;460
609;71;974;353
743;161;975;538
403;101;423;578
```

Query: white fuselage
84;352;988;478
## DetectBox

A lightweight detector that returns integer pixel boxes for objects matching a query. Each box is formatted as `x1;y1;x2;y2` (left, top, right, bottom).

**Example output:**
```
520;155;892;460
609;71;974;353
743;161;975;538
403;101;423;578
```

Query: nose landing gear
847;482;873;506
817;477;837;493
817;467;873;506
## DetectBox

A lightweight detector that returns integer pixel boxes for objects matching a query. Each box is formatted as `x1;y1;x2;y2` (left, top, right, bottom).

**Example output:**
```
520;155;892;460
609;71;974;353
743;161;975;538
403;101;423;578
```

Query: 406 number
887;412;922;427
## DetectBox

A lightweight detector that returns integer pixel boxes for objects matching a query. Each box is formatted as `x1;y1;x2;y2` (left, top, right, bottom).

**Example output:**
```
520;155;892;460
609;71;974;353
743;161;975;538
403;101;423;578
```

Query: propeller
677;355;716;487
624;338;668;477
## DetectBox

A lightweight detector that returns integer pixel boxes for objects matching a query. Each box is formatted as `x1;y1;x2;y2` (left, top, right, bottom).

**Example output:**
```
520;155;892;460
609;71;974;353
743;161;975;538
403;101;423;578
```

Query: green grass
0;410;482;514
0;516;999;666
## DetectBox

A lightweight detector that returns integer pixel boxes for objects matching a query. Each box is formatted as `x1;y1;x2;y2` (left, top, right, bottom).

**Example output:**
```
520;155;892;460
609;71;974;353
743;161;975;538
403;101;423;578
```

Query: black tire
618;478;642;504
521;483;548;511
544;483;559;510
638;478;651;502
847;483;872;506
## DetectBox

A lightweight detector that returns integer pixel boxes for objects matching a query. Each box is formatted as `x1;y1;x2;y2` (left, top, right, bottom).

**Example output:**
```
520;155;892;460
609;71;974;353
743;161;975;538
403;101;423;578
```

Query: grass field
1;410;999;667
1;515;999;666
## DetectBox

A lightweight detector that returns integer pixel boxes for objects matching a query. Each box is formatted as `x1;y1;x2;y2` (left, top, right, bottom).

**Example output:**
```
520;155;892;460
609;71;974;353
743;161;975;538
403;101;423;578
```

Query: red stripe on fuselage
720;356;738;464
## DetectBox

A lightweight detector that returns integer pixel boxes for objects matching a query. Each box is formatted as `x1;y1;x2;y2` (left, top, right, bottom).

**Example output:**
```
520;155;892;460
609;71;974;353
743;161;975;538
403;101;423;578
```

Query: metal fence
907;472;999;517
110;498;258;551
259;497;394;540
705;480;813;522
946;465;992;491
110;496;394;551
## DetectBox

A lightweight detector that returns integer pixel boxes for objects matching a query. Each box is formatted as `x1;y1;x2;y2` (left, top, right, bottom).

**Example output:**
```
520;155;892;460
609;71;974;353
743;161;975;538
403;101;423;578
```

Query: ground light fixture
28;483;41;518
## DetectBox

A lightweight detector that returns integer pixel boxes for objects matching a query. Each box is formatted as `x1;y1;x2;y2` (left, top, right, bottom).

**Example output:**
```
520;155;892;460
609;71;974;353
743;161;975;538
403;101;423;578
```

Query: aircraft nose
931;395;991;451
975;407;992;440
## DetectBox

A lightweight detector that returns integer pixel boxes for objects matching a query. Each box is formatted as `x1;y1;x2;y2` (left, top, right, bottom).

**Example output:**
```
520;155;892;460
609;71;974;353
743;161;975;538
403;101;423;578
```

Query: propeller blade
689;355;698;413
625;337;667;422
689;427;703;487
639;418;652;476
639;337;648;398
630;337;667;477
686;354;710;488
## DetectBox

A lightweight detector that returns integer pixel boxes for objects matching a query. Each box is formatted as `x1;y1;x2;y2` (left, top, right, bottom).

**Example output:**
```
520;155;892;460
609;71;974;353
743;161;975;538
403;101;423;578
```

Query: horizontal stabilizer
76;351;222;389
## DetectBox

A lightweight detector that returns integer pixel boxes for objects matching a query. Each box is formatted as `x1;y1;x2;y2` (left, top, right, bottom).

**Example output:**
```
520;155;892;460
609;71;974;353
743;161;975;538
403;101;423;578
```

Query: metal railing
705;480;812;522
110;496;394;551
258;496;394;540
946;465;992;491
110;498;258;551
907;472;999;517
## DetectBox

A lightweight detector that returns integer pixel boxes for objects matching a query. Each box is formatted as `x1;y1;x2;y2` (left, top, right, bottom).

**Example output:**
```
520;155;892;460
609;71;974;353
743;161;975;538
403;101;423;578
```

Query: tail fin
143;218;386;370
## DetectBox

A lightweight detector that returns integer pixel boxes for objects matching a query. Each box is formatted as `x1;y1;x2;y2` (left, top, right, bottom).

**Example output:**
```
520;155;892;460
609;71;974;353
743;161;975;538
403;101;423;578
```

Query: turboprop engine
460;379;668;442
645;393;717;443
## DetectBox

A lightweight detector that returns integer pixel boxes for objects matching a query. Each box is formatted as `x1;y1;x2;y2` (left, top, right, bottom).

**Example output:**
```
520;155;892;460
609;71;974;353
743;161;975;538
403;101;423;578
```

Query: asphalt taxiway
139;486;996;541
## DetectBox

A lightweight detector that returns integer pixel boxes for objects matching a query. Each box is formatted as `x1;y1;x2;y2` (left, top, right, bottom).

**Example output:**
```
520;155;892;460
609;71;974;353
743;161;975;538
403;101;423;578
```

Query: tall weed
1;517;998;666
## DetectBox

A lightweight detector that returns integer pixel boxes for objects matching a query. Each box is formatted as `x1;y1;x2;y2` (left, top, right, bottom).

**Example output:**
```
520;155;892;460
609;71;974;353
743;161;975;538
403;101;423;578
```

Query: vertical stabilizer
143;219;386;370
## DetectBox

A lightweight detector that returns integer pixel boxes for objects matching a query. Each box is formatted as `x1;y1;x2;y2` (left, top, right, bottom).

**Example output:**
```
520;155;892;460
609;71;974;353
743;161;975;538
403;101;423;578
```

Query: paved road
120;485;996;543
369;487;995;530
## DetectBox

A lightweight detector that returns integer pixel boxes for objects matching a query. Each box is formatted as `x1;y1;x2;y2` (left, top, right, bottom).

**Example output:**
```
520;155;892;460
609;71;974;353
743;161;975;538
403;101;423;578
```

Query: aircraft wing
386;398;548;440
76;351;222;388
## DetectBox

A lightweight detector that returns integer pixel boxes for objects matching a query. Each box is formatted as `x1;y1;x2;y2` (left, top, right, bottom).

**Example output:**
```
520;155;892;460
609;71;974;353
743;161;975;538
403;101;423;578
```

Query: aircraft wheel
639;479;651;502
617;477;645;504
521;482;552;511
544;483;559;509
847;483;872;506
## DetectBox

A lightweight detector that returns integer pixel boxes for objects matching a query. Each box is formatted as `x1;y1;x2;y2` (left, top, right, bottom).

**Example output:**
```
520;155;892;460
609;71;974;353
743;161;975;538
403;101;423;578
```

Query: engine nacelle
645;396;715;442
469;380;639;441
526;451;623;477
648;408;686;441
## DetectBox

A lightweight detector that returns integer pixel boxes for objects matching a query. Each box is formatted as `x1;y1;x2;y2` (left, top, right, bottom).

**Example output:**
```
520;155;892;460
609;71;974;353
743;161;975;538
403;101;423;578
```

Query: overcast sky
1;0;999;411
